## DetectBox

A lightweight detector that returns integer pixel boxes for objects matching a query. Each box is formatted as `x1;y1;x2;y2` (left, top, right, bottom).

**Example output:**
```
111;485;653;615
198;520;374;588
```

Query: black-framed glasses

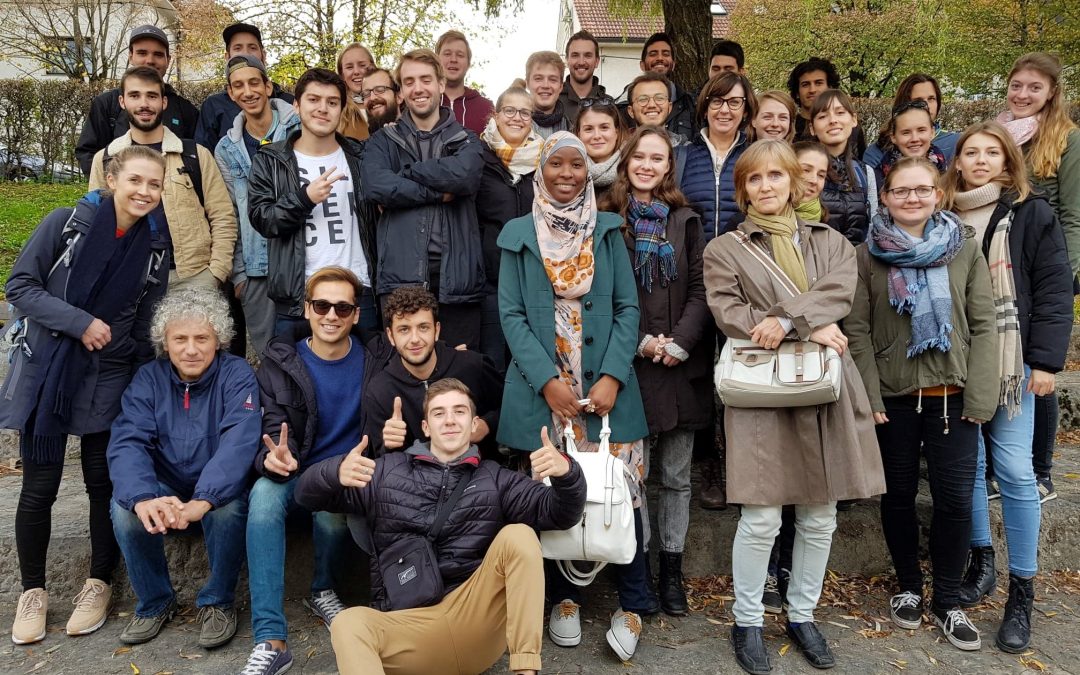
308;299;358;317
580;96;616;109
885;185;935;199
633;93;670;106
498;106;533;120
359;85;394;101
708;96;746;111
892;99;930;117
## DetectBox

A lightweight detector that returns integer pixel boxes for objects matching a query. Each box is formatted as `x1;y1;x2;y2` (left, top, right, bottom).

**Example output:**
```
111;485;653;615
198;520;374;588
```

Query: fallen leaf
177;649;202;660
152;671;175;675
307;648;317;658
889;659;906;670
130;663;140;675
112;646;132;657
1020;656;1047;671
27;662;47;673
825;621;850;630
705;617;725;625
44;645;61;654
778;643;790;656
117;612;131;618
1062;472;1079;480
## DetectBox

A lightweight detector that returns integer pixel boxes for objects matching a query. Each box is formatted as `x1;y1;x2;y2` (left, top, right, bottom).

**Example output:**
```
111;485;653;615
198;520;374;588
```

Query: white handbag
540;408;637;586
713;230;843;408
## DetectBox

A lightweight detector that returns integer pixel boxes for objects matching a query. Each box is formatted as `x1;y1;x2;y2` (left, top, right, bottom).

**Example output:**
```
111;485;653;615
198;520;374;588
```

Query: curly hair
381;285;439;328
150;288;235;357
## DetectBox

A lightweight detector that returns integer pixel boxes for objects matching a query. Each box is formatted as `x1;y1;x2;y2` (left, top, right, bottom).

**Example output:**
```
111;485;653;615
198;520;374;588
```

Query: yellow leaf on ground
1062;472;1080;480
779;643;790;656
112;646;132;657
130;663;141;675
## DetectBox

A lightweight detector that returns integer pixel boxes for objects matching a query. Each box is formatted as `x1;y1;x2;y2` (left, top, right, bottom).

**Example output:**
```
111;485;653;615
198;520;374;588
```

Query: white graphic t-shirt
295;146;371;286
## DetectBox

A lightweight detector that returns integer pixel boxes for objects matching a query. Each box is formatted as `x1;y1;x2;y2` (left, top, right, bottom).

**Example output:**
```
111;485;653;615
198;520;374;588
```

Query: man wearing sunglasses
559;30;607;126
243;265;387;675
362;286;503;458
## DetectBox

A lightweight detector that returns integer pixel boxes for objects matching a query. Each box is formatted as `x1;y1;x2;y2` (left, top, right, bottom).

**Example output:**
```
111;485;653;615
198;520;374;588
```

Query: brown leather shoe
698;458;727;510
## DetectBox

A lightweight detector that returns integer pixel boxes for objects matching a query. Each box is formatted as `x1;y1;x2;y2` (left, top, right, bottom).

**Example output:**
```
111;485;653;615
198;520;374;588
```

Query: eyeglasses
708;96;746;111
633;93;669;106
308;299;358;317
359;85;393;101
885;185;936;199
499;106;533;121
892;99;930;117
580;96;616;109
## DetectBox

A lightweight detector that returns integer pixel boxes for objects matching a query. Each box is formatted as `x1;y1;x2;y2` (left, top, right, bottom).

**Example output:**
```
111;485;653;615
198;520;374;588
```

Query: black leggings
16;431;119;591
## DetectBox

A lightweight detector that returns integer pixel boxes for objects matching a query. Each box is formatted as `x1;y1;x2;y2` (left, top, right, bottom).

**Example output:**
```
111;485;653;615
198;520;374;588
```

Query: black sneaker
889;591;923;630
932;606;982;651
303;590;347;629
762;574;783;614
1037;476;1057;504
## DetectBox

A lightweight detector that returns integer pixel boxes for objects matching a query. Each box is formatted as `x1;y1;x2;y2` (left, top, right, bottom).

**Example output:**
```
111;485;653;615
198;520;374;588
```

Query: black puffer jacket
295;441;586;610
979;192;1073;373
254;323;392;480
821;154;872;244
476;145;534;285
248;131;378;317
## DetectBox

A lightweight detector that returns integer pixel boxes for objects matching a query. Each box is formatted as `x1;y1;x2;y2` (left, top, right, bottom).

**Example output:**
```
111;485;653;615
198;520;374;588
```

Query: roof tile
572;0;731;41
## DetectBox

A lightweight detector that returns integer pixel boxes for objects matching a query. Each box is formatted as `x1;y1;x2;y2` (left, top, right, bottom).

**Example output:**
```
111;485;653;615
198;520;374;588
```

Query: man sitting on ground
296;378;587;675
107;289;260;649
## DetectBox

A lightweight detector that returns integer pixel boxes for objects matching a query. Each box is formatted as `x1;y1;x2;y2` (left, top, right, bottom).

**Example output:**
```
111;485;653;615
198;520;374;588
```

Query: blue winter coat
214;98;301;283
0;192;168;438
107;353;261;511
496;211;647;450
677;130;749;241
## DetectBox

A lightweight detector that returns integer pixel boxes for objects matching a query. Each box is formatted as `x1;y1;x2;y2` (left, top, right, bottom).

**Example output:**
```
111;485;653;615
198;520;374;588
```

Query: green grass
0;181;89;288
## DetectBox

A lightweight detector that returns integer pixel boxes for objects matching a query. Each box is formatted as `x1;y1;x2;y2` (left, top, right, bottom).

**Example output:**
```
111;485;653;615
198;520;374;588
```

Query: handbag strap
727;230;801;299
427;464;476;542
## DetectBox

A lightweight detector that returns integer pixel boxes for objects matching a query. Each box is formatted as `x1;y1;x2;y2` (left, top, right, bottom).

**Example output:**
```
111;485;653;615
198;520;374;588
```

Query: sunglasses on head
580;96;616;110
892;99;930;117
308;299;358;317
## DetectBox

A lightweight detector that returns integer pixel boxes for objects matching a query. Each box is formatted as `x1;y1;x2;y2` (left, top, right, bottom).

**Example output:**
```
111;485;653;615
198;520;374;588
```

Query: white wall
597;42;643;99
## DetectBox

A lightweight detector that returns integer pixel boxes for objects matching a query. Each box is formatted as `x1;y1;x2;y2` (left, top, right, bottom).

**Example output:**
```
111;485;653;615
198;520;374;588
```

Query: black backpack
102;138;204;206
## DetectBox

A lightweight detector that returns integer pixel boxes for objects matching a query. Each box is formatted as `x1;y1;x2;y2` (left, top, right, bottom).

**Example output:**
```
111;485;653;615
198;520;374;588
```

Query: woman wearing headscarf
496;131;654;663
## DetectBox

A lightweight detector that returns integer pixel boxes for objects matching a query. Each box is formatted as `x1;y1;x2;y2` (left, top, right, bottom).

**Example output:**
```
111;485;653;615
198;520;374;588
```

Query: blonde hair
1008;52;1078;179
525;51;565;79
336;43;375;75
881;156;942;193
435;30;471;61
752;90;796;142
943;121;1032;208
105;144;165;180
395;49;443;82
734;140;806;212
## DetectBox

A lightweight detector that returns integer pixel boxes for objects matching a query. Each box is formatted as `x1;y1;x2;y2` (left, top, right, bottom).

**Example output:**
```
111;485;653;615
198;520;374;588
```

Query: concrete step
2;446;1078;608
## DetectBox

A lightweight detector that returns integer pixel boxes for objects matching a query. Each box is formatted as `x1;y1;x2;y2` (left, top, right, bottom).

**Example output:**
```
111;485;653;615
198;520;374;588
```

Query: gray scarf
588;151;620;189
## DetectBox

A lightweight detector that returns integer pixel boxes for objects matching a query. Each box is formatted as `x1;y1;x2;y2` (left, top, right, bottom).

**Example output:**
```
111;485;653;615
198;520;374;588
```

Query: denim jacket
214;99;301;284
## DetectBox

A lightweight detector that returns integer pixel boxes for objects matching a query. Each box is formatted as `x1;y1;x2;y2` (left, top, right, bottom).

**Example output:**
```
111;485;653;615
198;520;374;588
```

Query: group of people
2;14;1077;675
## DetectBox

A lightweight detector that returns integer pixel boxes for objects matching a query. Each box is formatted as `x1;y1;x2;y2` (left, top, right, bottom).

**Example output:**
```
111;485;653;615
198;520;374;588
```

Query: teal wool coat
496;211;648;451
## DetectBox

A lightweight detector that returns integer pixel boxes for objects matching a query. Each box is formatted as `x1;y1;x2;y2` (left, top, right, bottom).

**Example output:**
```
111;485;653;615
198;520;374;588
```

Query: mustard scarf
747;205;809;292
795;198;823;224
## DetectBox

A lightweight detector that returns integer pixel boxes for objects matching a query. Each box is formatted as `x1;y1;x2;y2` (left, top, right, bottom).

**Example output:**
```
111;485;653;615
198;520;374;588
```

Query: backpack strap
727;230;802;299
180;138;205;207
427;464;477;542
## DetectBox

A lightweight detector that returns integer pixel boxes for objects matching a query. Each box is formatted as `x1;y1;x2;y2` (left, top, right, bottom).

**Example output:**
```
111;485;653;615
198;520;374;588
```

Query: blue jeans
247;476;348;643
111;484;247;617
972;367;1040;577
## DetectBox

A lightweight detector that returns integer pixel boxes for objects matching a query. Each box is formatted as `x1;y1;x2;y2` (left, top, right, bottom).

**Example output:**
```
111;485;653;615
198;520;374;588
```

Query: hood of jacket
404;438;482;467
225;98;301;145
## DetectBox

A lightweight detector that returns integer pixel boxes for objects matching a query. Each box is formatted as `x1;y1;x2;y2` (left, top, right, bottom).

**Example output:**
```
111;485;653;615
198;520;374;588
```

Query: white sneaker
605;609;642;661
548;599;581;647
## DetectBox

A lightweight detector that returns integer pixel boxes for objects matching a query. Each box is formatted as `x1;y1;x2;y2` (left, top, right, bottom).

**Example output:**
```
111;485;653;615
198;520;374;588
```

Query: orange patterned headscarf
533;131;597;299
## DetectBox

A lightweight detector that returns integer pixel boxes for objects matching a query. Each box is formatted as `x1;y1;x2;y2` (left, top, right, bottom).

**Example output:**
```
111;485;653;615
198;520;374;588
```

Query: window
43;37;86;75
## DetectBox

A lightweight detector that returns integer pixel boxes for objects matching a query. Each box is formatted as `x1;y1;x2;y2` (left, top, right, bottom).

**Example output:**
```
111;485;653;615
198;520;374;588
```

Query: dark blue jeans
877;393;977;610
111;483;247;617
546;507;658;615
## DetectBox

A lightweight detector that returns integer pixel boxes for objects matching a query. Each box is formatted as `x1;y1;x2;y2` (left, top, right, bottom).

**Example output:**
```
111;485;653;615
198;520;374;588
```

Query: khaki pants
331;524;544;674
168;266;221;293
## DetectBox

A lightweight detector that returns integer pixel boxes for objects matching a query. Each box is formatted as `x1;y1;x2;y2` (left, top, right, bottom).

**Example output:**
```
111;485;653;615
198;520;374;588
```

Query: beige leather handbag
713;231;842;408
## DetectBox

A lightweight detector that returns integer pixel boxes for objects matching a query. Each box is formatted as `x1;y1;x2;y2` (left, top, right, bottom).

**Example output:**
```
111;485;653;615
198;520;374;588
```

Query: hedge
0;78;1078;182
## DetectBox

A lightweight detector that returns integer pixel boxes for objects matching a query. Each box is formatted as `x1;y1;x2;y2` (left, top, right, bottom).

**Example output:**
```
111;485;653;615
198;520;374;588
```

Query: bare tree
0;0;160;81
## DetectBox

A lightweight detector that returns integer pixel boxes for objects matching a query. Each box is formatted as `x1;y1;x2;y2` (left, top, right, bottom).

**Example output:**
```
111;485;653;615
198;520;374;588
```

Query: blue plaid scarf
868;209;965;357
629;196;677;293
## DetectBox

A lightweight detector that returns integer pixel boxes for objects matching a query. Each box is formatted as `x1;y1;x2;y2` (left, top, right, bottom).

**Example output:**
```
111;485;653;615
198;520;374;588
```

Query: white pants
732;503;837;626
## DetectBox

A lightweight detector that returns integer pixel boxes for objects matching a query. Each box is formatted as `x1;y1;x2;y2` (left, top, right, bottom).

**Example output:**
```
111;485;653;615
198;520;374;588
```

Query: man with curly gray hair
107;288;260;649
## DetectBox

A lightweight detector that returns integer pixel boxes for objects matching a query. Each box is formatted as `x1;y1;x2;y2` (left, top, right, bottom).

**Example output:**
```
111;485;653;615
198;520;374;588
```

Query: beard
128;108;164;132
367;100;400;134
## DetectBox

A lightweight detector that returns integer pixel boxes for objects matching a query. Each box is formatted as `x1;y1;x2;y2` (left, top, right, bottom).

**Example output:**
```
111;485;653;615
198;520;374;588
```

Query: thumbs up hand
382;396;408;450
529;425;570;480
262;423;299;476
339;435;376;488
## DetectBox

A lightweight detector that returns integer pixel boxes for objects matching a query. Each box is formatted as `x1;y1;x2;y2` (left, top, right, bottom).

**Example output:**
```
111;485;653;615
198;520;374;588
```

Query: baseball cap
222;23;264;48
129;25;170;53
226;55;268;79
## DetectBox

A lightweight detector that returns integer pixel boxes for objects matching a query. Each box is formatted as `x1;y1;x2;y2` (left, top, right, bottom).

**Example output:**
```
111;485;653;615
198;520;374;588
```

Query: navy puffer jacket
821;155;873;244
677;130;749;241
295;441;586;610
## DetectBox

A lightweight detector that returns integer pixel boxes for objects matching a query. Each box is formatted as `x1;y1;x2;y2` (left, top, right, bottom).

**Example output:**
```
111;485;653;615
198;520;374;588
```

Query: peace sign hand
262;422;299;476
305;166;346;205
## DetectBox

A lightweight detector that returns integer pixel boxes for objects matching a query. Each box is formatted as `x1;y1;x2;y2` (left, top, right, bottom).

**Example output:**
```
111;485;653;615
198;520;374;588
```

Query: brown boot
698;458;727;510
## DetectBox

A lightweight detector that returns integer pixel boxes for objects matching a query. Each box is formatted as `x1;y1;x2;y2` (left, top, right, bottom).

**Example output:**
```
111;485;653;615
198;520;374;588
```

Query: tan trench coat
703;217;886;506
